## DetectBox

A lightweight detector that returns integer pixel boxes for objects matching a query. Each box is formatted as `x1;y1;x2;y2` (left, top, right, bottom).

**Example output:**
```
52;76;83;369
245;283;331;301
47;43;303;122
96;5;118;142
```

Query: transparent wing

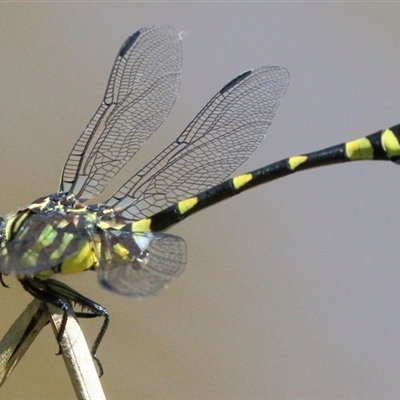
0;213;91;274
105;66;289;219
60;25;183;202
98;229;186;297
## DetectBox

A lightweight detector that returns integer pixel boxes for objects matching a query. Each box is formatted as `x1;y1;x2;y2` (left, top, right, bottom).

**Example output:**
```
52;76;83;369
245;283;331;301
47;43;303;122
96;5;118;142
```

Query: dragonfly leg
18;277;71;354
44;279;110;377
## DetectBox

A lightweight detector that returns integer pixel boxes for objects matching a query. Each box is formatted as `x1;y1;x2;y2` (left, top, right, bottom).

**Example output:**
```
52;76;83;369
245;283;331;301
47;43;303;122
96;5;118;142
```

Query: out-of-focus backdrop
1;4;400;399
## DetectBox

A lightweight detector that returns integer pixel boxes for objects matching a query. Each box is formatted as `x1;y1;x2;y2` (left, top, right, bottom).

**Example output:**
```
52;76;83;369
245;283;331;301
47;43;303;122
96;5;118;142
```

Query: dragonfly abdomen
143;124;400;232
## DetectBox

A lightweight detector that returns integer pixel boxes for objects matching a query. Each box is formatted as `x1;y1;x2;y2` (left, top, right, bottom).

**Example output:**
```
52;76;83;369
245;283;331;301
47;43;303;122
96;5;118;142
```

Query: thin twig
0;299;106;399
0;299;48;386
48;304;106;400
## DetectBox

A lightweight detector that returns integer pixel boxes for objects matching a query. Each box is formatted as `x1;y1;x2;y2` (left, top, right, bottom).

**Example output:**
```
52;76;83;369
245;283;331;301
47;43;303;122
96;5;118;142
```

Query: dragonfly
1;25;400;375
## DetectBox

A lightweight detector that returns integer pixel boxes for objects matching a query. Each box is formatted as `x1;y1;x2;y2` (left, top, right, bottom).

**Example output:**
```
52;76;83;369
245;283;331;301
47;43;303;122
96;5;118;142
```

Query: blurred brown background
1;3;400;399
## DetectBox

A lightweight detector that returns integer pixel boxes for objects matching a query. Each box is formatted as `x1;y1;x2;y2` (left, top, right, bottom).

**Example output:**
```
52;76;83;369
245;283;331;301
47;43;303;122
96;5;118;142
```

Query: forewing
0;213;91;274
106;66;289;219
60;25;183;202
98;229;186;297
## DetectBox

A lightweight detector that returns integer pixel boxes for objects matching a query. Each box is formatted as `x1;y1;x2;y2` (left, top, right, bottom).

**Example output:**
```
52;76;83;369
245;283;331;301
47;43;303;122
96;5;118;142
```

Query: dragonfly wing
0;213;91;274
106;66;289;219
98;229;186;297
60;25;183;201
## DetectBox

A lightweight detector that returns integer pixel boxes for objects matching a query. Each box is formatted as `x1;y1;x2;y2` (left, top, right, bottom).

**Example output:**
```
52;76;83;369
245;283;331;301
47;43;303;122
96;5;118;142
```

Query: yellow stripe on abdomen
345;137;374;160
381;128;400;158
232;173;253;189
177;197;198;215
131;218;152;232
288;155;307;170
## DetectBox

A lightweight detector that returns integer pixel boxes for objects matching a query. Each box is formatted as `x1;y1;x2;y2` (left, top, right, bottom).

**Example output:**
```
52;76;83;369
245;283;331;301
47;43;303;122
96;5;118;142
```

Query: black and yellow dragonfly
1;25;400;374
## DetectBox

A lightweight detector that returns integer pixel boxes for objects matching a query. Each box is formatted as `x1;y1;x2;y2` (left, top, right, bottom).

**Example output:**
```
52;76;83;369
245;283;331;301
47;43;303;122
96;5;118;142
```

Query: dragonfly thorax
27;192;78;215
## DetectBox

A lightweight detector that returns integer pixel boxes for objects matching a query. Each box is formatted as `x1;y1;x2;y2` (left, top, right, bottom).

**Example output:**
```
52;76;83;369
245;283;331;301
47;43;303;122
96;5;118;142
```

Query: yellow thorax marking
113;243;130;259
5;212;29;241
28;198;50;212
36;269;54;280
37;224;57;247
19;225;58;268
49;232;74;263
98;220;126;230
21;248;39;268
61;240;96;274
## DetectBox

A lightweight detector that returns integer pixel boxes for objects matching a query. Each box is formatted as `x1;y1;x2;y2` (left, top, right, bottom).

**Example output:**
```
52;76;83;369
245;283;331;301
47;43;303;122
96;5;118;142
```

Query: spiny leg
18;277;71;352
44;279;110;377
